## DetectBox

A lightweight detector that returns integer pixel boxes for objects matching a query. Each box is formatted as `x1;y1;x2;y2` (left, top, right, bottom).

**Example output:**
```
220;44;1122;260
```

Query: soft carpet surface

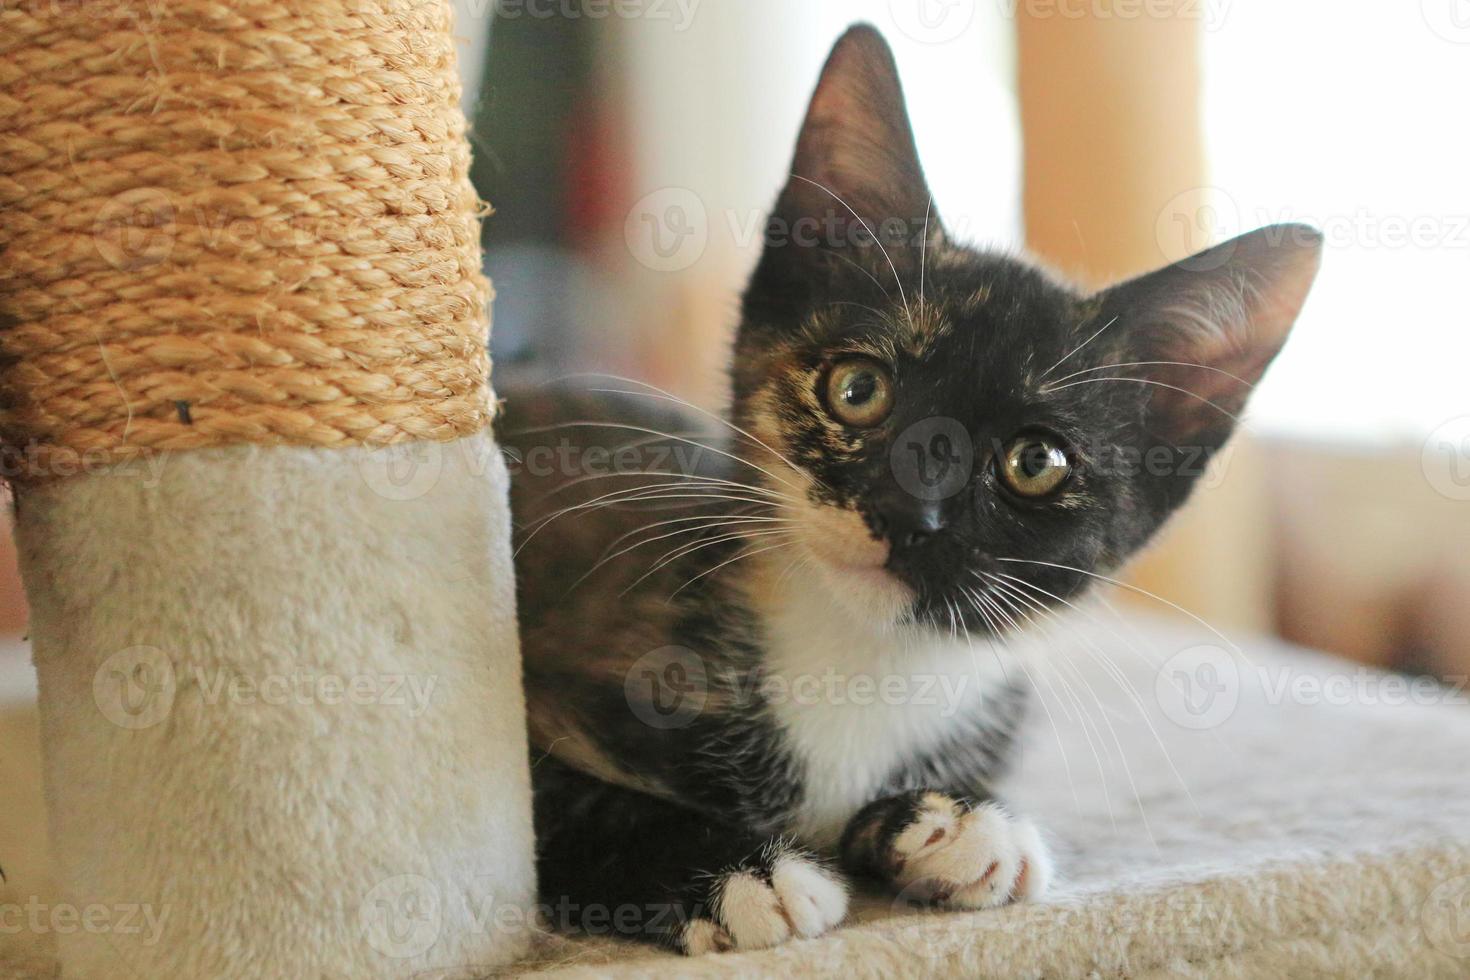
3;613;1469;977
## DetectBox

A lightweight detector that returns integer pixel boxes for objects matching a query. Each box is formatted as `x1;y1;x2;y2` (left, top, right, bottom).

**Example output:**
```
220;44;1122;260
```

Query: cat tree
0;1;533;976
8;4;1470;979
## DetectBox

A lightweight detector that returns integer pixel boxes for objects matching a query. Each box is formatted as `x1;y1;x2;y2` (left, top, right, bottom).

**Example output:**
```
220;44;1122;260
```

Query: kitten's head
733;25;1321;630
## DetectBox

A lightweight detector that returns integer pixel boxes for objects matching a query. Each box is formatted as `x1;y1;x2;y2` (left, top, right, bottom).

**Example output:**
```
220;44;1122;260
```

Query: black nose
870;497;947;554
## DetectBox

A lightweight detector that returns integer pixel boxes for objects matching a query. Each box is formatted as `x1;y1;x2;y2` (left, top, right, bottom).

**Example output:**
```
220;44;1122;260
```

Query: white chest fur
755;572;1017;848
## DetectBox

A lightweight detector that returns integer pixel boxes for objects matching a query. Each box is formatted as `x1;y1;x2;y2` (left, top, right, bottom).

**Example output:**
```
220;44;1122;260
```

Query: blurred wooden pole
1016;3;1273;633
1017;0;1205;284
1023;0;1205;283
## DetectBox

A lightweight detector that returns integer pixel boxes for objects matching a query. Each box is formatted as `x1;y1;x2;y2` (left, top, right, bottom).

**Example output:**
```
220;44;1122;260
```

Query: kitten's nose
871;497;947;555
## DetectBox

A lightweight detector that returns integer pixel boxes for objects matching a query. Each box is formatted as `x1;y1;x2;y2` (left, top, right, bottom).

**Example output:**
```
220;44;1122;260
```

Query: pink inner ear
1142;304;1297;443
781;26;934;237
799;26;908;157
1146;337;1280;442
1118;226;1323;445
800;50;902;181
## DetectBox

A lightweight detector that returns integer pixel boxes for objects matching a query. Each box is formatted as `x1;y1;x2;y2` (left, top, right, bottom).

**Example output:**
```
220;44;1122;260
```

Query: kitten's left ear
772;24;940;255
1091;224;1323;451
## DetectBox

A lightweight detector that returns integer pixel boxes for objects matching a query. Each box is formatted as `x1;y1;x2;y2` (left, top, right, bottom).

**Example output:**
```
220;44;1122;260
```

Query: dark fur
502;24;1321;950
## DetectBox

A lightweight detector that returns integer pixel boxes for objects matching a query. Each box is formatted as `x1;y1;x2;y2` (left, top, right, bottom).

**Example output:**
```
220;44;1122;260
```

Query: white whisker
993;558;1254;667
665;537;798;601
789;173;911;323
825;248;896;303
583;383;810;484
516;485;781;555
919;195;932;305
988;571;1205;820
1040;377;1245;425
1038;315;1119;381
958;585;1081;811
1044;360;1256;391
570;514;796;592
531;468;791;507
509;419;805;493
979;578;1155;844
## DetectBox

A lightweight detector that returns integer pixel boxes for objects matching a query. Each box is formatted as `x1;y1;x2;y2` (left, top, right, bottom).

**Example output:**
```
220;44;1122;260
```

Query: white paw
680;848;849;955
891;795;1052;908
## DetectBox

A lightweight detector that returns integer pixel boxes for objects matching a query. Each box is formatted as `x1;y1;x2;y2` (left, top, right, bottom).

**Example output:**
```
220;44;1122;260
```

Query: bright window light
1204;3;1470;442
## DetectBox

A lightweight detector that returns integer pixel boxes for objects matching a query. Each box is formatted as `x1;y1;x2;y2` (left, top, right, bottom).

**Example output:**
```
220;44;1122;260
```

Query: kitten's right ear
745;26;938;321
776;25;937;242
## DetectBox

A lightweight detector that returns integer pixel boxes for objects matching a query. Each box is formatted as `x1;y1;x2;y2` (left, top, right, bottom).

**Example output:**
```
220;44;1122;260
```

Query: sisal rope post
1;1;534;976
1;0;494;474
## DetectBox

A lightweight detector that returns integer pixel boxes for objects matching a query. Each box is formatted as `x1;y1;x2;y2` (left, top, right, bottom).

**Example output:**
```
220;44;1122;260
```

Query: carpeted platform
4;613;1469;977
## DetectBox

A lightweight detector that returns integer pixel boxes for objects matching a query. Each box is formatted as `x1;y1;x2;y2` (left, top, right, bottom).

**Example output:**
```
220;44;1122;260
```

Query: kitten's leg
535;760;848;953
839;791;1053;908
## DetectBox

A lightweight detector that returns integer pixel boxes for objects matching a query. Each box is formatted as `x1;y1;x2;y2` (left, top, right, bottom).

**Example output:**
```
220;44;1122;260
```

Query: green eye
999;433;1072;498
824;358;895;428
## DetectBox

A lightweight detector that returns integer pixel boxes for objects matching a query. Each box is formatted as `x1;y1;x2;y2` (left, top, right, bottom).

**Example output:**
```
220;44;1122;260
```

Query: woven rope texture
0;0;493;480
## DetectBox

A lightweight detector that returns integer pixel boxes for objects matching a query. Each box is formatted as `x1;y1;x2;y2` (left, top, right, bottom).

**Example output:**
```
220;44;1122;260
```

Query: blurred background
4;0;1469;677
475;0;1470;683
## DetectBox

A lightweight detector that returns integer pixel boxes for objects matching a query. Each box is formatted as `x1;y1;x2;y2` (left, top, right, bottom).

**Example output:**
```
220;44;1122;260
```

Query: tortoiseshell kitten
501;25;1321;954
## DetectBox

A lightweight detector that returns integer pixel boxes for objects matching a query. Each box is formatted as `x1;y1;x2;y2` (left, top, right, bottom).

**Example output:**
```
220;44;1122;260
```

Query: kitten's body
505;389;1033;950
505;389;1026;844
504;25;1321;953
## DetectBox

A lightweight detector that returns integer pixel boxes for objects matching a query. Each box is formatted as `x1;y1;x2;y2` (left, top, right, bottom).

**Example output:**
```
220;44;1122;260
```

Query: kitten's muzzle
868;492;948;559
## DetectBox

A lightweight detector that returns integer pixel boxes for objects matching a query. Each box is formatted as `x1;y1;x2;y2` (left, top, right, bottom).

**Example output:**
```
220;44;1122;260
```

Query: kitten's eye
824;358;895;428
999;433;1072;498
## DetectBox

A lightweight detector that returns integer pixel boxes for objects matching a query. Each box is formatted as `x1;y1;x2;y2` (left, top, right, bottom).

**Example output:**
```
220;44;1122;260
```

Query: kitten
501;24;1321;954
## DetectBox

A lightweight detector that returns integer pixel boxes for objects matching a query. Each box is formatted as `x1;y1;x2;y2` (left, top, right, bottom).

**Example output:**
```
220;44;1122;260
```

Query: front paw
845;792;1053;909
679;839;849;955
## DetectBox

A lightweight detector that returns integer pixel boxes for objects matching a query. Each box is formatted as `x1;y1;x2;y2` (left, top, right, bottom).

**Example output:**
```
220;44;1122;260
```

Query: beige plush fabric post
0;0;534;975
